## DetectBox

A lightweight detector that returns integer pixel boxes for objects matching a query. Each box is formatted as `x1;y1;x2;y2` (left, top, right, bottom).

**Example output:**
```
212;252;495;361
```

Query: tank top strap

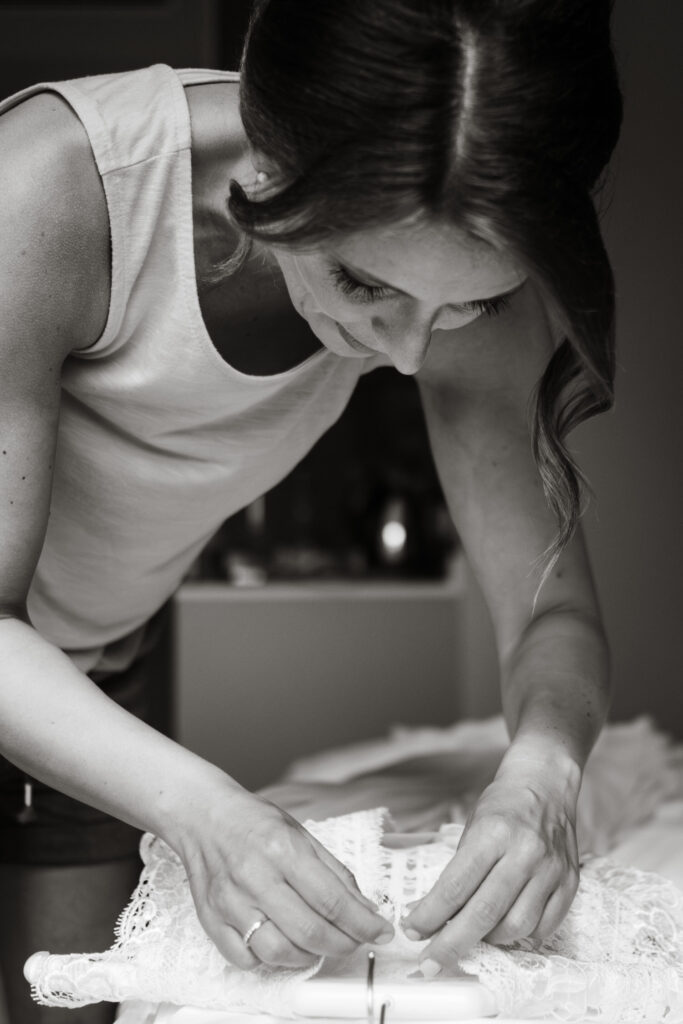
175;68;240;87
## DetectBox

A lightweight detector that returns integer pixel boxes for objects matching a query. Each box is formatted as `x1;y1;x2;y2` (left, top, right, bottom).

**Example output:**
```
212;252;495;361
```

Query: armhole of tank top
76;68;240;357
50;81;129;358
0;79;124;358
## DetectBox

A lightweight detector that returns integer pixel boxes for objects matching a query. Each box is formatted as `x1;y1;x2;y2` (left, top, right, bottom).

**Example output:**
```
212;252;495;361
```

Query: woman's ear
250;148;277;186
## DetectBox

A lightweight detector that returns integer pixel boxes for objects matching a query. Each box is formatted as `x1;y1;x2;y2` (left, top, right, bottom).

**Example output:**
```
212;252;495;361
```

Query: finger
285;849;394;946
238;913;320;969
421;859;525;968
214;897;321;966
189;871;261;970
484;874;557;946
196;912;261;971
403;826;502;939
258;879;368;959
530;871;579;942
196;874;320;969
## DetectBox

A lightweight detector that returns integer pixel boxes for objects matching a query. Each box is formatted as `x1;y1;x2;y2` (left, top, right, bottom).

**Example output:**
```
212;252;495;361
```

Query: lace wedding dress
25;806;683;1022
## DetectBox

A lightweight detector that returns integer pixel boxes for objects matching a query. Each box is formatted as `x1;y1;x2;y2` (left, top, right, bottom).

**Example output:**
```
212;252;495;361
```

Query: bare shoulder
0;91;110;359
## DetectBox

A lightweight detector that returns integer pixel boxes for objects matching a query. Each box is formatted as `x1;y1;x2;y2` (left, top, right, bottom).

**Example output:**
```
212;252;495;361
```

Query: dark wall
461;1;683;737
573;1;683;734
0;1;251;97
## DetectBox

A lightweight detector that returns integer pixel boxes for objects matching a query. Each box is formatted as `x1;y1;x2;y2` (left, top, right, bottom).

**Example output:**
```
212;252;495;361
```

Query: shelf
177;576;465;603
177;553;467;604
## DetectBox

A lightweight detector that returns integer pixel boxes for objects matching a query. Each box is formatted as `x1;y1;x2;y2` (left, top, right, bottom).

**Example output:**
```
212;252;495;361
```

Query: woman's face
271;218;526;375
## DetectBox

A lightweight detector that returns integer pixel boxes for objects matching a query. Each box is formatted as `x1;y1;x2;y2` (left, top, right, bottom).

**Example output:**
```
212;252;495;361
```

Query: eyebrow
336;257;527;305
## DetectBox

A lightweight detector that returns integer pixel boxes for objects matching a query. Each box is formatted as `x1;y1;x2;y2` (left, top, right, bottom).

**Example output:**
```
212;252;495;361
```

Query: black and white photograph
0;2;681;1023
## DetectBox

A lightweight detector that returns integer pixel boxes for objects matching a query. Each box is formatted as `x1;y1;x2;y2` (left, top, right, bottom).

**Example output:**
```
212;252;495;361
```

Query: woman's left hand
400;746;581;973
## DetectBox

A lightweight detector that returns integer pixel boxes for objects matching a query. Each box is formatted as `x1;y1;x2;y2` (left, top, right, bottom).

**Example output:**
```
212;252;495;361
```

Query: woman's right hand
177;785;394;970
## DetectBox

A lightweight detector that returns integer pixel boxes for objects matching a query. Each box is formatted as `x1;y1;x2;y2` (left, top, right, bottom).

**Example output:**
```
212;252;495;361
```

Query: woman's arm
419;279;610;763
0;94;390;967
403;278;610;967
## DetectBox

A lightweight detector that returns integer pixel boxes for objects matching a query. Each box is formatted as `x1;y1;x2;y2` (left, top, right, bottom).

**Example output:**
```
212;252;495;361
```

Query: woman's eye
329;264;513;318
329;265;392;302
465;294;512;318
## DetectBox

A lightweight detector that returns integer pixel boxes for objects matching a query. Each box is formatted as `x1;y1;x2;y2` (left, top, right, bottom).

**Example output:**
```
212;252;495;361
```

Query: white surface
292;973;496;1019
115;1004;596;1024
125;1010;530;1024
135;973;497;1023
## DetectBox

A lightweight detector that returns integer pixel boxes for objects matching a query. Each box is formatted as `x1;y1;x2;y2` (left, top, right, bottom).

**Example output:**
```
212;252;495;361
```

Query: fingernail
419;957;442;978
375;929;395;945
400;918;423;941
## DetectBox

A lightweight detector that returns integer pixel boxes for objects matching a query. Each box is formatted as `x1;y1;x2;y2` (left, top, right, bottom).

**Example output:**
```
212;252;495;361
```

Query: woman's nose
371;312;433;376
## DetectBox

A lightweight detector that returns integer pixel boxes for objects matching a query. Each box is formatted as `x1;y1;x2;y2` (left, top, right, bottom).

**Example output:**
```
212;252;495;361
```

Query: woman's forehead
322;219;524;302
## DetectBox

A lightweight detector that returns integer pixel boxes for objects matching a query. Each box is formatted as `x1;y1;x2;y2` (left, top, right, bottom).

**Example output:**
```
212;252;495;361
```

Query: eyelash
329;265;512;317
329;265;391;302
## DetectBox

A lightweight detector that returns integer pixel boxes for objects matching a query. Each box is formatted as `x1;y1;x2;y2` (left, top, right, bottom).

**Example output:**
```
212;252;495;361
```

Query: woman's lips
337;323;373;354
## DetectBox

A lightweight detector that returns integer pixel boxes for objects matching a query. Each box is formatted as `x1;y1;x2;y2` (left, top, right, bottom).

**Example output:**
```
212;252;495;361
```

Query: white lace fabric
26;807;683;1023
458;855;683;1022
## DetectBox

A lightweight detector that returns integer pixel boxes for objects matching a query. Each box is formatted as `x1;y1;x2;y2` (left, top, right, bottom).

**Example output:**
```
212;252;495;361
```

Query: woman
0;1;622;1021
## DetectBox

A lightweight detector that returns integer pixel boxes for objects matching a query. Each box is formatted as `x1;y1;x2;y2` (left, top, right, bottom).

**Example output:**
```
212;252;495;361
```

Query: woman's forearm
498;607;612;776
0;617;394;967
0;616;243;853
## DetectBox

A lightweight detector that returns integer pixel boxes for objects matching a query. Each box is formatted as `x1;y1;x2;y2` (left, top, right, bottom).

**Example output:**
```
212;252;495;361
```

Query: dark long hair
228;0;623;576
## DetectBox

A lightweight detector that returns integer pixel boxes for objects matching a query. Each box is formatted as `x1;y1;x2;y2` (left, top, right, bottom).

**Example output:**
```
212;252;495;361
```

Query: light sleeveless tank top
0;65;387;674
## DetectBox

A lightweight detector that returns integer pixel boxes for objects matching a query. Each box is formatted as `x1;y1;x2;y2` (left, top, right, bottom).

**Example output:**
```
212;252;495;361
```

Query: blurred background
0;0;680;779
0;6;680;1018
